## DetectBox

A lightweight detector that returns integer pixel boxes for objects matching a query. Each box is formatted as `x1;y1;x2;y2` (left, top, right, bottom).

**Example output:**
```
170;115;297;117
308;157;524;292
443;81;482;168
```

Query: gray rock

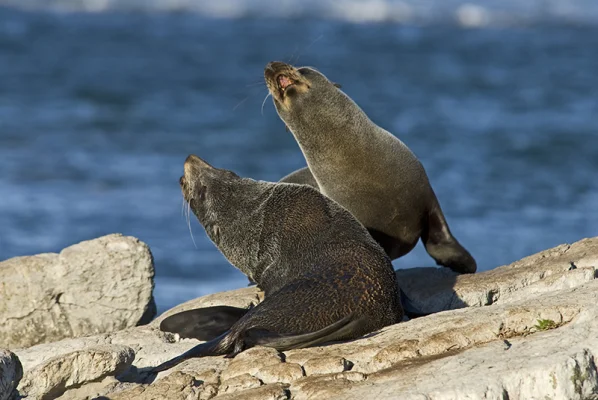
0;234;156;349
18;344;135;400
10;236;598;399
0;349;22;400
301;356;352;376
398;236;598;314
110;371;205;400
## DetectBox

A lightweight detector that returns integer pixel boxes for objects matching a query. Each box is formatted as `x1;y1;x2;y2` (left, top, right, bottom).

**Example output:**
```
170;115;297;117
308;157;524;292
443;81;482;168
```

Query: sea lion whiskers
186;200;197;249
246;79;266;88
180;176;198;248
261;92;271;115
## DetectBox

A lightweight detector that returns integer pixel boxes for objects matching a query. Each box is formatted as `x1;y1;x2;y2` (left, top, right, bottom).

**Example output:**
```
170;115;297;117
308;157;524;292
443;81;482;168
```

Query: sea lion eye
197;185;207;201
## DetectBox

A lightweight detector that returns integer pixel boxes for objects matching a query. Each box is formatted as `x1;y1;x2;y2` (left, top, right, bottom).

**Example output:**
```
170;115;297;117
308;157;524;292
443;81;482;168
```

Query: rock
18;344;135;400
255;363;304;384
219;373;263;394
290;372;368;400
284;279;598;399
15;327;175;373
301;356;353;376
398;236;598;314
0;234;156;349
220;347;284;382
213;383;289;400
9;237;598;399
110;371;204;400
0;349;23;400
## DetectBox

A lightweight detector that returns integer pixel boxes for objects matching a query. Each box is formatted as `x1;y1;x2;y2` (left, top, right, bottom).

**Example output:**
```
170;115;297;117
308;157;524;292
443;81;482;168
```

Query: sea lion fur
153;155;402;372
265;61;477;274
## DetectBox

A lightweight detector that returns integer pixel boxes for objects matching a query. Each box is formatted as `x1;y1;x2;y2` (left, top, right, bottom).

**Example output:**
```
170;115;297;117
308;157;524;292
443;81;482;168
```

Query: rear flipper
422;203;477;274
152;313;364;373
152;330;233;373
159;306;250;341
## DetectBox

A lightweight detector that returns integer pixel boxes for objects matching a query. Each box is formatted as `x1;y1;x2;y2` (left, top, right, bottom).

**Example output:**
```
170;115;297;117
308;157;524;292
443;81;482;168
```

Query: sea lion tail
245;313;364;351
422;203;477;274
151;331;233;373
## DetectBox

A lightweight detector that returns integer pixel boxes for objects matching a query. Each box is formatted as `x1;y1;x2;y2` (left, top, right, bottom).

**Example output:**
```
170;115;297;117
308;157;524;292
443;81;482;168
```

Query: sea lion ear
333;82;342;88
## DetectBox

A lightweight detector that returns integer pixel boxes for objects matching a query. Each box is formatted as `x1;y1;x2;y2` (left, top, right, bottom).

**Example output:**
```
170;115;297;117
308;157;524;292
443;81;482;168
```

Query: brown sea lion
265;62;476;274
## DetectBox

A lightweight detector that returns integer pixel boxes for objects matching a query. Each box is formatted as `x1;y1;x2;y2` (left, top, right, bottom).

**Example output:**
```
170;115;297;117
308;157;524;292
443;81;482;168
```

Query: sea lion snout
264;61;310;107
265;61;291;74
182;154;213;202
184;154;201;177
184;154;213;176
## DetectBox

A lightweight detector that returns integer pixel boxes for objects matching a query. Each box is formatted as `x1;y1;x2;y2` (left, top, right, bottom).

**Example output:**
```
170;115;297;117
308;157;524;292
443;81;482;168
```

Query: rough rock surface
0;234;156;349
19;345;135;400
0;349;23;400
10;236;598;400
397;236;598;314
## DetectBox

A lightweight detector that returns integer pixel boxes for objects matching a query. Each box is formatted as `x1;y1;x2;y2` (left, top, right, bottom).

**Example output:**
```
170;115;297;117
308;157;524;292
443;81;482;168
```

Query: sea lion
152;155;402;372
265;62;477;274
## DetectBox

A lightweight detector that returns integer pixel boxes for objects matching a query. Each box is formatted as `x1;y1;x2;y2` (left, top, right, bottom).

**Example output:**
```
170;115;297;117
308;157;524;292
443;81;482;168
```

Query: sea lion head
180;154;273;271
264;61;347;118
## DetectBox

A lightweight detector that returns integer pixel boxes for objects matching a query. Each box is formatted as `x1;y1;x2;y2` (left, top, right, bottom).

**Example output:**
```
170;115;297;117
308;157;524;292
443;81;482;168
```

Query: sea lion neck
203;180;278;280
284;93;376;166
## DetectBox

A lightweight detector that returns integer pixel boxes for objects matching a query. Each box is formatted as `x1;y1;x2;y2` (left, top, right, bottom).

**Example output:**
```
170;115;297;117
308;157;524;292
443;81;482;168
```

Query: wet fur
153;155;402;372
265;62;476;274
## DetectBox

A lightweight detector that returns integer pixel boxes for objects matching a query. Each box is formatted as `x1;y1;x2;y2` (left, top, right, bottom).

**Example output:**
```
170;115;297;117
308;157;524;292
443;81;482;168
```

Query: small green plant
535;319;557;331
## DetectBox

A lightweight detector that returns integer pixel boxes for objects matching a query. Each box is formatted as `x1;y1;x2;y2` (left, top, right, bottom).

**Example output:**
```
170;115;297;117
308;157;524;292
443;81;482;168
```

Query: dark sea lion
264;62;477;274
152;155;402;372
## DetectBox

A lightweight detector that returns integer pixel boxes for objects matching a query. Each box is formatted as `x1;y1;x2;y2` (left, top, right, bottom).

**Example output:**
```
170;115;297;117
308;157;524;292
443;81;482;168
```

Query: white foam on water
3;0;598;25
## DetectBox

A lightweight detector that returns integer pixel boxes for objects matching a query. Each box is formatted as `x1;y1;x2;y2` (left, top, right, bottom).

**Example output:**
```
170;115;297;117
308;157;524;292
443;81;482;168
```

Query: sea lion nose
184;154;201;177
265;61;290;74
185;154;201;165
184;154;214;178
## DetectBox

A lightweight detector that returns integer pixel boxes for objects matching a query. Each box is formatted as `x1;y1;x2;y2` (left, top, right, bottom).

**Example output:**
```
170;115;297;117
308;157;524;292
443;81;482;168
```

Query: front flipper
159;306;250;341
422;204;477;274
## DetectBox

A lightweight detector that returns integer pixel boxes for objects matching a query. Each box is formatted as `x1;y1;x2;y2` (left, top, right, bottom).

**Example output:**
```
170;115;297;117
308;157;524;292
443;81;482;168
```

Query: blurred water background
0;1;597;313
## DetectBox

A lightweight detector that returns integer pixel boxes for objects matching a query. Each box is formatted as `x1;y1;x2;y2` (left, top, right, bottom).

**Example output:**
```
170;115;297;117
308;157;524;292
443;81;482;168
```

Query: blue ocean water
0;4;596;313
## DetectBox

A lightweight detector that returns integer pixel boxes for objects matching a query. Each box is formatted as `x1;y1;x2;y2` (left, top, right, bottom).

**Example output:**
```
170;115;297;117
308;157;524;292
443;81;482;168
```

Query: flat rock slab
398;236;598;314
0;234;156;349
18;344;135;400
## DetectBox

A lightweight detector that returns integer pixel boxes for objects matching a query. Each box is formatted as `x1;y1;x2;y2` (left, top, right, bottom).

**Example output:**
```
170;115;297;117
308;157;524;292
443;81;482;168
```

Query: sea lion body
153;155;402;372
265;62;476;273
